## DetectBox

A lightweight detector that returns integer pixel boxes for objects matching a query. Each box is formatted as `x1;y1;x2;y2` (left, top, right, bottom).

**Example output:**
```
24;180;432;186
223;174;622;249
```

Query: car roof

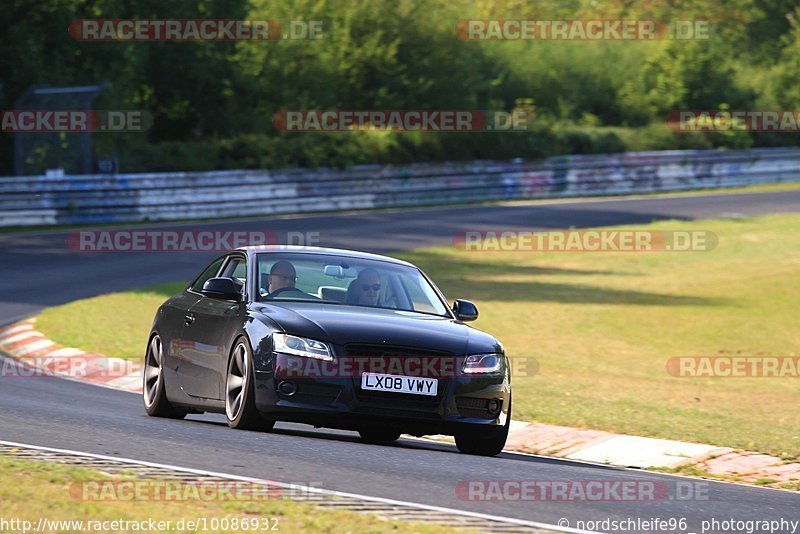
236;245;415;267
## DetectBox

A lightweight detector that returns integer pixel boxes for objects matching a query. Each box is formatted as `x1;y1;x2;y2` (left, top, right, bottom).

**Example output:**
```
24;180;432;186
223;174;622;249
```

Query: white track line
0;439;599;534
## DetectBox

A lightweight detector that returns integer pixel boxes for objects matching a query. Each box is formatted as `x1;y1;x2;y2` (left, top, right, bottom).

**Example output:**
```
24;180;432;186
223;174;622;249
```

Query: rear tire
143;334;187;419
454;397;511;457
358;428;401;444
225;337;275;431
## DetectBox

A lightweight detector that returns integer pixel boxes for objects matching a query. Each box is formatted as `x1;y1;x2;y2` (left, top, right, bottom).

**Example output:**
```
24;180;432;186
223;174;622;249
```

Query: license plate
360;372;438;396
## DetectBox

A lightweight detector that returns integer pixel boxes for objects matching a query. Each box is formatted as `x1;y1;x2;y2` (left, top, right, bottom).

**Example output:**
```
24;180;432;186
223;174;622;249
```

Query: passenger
347;268;382;306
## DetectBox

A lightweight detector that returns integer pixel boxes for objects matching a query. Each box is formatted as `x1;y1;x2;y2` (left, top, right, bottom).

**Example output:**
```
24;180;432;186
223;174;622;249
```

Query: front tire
454;397;511;456
225;337;275;431
143;334;187;419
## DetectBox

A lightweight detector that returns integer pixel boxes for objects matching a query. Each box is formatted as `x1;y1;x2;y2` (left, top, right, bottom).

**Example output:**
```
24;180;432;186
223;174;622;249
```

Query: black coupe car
143;246;511;456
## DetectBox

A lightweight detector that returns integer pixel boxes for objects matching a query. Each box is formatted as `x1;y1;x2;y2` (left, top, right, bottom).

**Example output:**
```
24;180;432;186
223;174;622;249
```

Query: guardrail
2;147;800;227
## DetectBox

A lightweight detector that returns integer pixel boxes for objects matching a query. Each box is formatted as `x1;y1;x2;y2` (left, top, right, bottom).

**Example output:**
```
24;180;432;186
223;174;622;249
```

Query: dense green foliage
2;0;799;174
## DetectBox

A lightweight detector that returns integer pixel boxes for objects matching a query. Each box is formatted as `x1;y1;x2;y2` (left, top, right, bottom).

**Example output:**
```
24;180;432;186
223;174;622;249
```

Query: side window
190;257;225;293
220;256;247;295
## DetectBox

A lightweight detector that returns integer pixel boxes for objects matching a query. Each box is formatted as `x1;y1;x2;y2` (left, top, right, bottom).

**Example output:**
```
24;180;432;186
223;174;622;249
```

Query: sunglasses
360;284;381;291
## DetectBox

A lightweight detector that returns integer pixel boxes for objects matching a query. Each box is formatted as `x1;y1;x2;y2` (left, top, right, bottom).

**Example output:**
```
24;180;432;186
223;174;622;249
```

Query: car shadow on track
183;414;621;471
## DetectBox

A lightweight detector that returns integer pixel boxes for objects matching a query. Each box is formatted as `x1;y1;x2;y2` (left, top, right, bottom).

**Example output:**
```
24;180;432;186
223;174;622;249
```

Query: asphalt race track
1;363;799;532
2;189;799;325
2;189;800;532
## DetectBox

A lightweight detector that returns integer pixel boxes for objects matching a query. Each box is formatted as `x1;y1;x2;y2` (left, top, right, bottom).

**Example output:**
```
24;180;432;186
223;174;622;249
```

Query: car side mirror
202;277;241;301
453;299;478;322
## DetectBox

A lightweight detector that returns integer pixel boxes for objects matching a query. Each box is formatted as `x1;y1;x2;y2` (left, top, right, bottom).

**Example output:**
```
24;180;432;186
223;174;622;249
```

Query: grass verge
35;214;800;457
36;282;185;361
651;464;800;492
0;455;456;533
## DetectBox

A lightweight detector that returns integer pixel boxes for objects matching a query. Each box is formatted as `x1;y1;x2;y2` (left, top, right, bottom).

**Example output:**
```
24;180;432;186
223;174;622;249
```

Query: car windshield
256;252;450;317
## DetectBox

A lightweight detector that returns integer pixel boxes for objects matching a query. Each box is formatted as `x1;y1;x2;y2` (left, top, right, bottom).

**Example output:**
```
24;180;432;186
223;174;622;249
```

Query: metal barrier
2;147;800;227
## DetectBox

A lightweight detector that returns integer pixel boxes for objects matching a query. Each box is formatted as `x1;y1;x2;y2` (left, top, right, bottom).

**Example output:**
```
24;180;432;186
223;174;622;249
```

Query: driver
267;260;297;294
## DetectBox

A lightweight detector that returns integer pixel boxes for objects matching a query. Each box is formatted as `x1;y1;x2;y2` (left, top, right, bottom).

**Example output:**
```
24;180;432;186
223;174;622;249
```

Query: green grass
36;282;187;361
652;465;800;491
0;455;458;533
36;213;800;457
397;214;800;458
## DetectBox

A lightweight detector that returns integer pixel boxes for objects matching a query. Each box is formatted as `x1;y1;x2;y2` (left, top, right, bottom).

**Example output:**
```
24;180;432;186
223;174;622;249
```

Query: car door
161;256;224;395
181;253;248;400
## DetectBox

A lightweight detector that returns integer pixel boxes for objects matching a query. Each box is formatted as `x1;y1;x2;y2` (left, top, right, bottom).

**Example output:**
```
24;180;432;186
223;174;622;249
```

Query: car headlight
463;353;502;374
273;333;334;362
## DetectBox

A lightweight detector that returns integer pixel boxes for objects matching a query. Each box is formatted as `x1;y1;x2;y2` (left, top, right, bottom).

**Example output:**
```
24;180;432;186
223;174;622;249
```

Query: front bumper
252;353;511;436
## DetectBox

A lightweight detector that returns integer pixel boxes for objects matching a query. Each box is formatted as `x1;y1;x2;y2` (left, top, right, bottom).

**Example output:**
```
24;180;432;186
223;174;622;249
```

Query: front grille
456;396;499;419
343;344;453;361
344;344;454;406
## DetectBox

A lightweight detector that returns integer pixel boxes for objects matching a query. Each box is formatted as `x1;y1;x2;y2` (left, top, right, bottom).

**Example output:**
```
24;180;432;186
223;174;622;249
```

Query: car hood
250;302;501;355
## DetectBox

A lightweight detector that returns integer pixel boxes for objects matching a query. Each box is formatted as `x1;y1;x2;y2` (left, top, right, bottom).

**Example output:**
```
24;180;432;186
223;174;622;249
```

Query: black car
143;246;511;456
